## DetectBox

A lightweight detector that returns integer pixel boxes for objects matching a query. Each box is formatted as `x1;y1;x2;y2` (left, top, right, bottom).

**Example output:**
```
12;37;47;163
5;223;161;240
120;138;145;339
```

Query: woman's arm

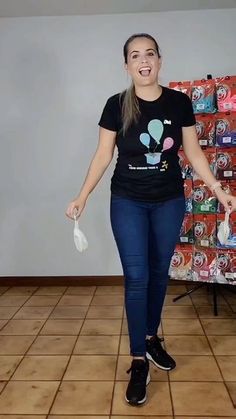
66;127;116;219
182;125;236;212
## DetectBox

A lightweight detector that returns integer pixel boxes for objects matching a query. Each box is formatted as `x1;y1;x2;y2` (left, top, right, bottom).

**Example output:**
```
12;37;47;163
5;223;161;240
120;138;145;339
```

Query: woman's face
125;37;161;87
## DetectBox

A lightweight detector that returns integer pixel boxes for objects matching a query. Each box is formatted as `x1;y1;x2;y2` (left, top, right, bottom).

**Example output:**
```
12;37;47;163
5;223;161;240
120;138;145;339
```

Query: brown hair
120;33;161;134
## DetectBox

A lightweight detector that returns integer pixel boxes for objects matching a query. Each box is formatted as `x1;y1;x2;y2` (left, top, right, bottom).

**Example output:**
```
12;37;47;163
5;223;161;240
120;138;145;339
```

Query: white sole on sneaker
146;352;173;371
125;372;151;405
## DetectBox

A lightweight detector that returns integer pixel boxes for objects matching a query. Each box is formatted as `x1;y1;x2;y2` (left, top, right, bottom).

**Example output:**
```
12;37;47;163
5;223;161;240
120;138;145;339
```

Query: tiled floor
0;282;235;418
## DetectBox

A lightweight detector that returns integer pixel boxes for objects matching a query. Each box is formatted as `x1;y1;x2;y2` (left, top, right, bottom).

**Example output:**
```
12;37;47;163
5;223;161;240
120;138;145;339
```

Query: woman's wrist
209;181;222;195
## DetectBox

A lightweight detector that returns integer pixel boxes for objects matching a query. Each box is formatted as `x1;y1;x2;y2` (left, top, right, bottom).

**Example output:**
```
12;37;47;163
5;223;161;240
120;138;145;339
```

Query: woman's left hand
215;188;236;213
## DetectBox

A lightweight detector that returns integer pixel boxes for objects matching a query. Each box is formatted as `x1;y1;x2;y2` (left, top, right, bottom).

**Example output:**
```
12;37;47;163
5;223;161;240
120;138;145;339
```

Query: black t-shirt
98;86;196;202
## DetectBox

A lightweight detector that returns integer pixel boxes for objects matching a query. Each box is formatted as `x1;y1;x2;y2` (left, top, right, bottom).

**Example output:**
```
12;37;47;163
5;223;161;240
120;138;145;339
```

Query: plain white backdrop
0;8;236;276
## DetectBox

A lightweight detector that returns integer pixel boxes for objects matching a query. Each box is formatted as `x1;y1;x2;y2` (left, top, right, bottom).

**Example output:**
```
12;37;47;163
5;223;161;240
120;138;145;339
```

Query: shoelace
126;361;147;380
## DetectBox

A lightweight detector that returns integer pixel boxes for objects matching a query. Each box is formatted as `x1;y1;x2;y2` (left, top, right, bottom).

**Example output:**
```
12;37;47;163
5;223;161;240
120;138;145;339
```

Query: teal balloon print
147;119;164;145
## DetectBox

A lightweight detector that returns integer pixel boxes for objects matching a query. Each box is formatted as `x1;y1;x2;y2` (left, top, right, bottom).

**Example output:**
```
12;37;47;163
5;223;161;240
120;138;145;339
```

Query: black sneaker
125;357;150;406
146;335;176;371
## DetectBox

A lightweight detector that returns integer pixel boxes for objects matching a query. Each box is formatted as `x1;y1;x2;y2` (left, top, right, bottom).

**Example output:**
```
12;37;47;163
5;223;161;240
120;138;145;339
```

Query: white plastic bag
73;215;88;252
217;211;230;245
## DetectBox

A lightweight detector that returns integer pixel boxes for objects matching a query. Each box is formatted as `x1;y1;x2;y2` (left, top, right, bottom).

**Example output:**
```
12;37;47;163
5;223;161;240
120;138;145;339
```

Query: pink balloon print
162;137;174;151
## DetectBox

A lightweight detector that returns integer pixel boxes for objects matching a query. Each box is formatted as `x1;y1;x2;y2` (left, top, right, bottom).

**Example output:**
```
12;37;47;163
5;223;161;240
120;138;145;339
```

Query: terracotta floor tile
24;296;61;306
116;355;168;381
201;319;236;335
171;382;235;415
0;382;6;393
0;319;45;335
0;336;35;355
0;321;8;330
165;335;212;355
169;355;222;381
0;296;29;307
223;293;236;305
0;416;46;418
65;286;96;295
162;305;197;318
50;381;113;415
191;294;228;306
28;336;76;355
50;305;88;319
226;382;236;407
208;336;236;355
80;319;122;335
111;417;173;419
91;295;124;306
3;287;37;296
34;287;67;295
64;355;117;380
0;356;23;380
112;382;172;415
58;295;92;306
196;305;236;318
119;335;130;355
166;284;187;294
49;416;108;419
0;381;59;414
13;306;53;320
95;286;124;295
176;417;236;419
86;305;123;319
40;319;83;335
0;287;9;295
12;355;69;380
74;335;119;355
0;307;19;320
164;294;193;305
162;318;204;335
217;356;236;381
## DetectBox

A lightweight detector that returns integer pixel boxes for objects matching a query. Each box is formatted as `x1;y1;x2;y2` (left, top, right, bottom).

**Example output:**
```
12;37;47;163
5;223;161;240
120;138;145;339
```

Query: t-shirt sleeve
181;94;196;127
98;95;120;132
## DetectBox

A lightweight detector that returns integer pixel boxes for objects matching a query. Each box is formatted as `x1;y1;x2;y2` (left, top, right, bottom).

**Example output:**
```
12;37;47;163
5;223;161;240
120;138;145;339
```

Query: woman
66;33;236;406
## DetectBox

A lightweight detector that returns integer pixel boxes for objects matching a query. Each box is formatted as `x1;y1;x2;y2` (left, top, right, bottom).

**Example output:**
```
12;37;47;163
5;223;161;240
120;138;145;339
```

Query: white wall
0;9;236;276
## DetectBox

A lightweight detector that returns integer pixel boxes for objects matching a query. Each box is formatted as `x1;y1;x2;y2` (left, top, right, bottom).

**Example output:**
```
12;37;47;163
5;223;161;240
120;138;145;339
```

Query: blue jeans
110;194;185;356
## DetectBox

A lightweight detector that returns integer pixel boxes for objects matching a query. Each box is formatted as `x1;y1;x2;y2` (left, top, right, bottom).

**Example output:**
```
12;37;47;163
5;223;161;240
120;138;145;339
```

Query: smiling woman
66;32;236;408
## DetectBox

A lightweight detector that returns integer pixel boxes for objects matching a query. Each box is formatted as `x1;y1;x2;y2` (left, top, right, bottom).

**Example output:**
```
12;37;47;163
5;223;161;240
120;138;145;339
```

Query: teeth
139;67;151;71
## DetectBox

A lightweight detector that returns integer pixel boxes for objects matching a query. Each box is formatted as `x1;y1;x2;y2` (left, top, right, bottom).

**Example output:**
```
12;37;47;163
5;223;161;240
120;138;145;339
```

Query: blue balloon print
140;133;151;148
148;119;164;144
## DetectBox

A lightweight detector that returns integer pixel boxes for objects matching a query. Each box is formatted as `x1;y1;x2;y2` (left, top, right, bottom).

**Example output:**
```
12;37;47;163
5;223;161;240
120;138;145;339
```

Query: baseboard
0;276;191;287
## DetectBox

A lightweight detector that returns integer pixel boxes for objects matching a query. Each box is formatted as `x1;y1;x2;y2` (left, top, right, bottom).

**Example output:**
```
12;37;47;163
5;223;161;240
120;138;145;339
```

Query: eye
147;51;155;56
131;54;139;59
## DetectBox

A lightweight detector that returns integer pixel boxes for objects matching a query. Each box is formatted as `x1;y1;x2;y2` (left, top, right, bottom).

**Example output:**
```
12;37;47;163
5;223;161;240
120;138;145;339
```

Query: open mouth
139;67;151;76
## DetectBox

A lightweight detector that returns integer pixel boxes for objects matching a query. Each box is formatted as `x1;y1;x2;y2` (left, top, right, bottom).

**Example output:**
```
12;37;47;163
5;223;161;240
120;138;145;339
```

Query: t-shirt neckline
136;86;165;104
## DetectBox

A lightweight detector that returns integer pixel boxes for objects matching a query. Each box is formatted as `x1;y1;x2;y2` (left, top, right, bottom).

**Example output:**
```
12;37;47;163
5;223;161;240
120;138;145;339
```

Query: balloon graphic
140;133;151;148
148;119;164;144
162;137;174;151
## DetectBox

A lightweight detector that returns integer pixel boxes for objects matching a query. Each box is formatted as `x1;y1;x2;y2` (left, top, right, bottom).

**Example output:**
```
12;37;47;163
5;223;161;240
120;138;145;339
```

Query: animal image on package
216;148;236;180
194;214;217;248
195;114;215;147
192;249;217;281
215;112;236;147
193;179;217;213
178;150;193;179
179;214;194;244
184;179;193;213
169;81;191;97
216;250;236;283
216;75;236;112
169;245;193;280
191;79;216;114
217;212;236;249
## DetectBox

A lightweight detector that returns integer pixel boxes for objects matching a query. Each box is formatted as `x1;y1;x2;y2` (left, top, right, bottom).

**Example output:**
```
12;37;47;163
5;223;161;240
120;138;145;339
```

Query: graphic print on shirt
130;118;174;170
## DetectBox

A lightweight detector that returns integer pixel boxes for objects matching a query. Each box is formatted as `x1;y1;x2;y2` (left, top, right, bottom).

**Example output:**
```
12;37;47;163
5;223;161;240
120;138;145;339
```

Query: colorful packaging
179;214;194;244
169;244;193;280
217;181;236;213
193;179;217;213
194;214;217;248
216;148;236;180
215;75;236;112
184;179;193;213
195;114;215;147
191;79;216;114
215;112;236;147
178;150;193;179
192;248;217;282
216;249;236;283
169;81;192;97
217;212;236;248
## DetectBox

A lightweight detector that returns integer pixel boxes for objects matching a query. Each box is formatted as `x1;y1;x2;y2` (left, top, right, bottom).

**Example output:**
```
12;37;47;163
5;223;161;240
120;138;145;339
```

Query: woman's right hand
65;198;86;220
